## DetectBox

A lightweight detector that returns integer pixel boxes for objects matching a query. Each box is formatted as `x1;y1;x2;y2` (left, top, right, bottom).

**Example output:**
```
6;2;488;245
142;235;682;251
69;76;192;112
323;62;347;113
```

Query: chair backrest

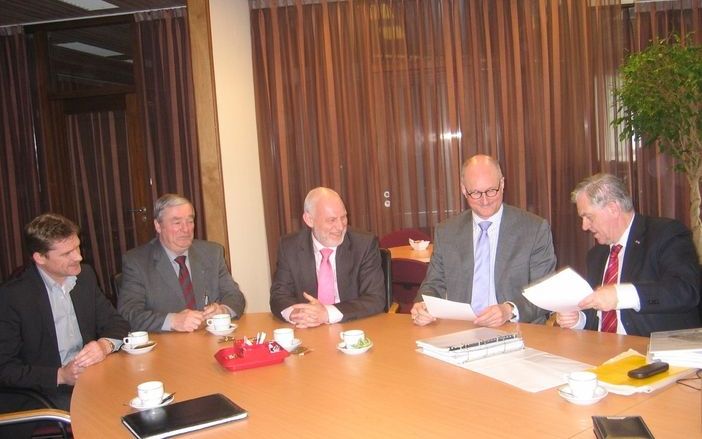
390;258;428;313
379;248;392;312
379;228;431;249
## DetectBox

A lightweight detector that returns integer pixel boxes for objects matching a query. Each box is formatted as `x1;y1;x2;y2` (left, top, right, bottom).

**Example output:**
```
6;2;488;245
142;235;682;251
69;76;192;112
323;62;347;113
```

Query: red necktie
317;248;335;305
600;244;622;333
175;255;196;309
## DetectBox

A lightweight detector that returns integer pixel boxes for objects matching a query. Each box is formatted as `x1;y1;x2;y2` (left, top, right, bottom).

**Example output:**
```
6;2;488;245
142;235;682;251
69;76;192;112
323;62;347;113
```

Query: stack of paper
416;328;524;364
648;327;702;368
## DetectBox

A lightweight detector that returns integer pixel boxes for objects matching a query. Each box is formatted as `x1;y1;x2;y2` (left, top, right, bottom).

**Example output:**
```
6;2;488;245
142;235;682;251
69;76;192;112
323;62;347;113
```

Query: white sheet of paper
522;267;592;312
419;346;592;392
460;347;593;392
423;295;477;321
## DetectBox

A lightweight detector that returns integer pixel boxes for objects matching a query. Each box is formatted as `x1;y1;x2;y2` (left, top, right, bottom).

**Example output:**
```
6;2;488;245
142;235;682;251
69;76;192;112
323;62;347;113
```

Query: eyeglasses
465;185;502;200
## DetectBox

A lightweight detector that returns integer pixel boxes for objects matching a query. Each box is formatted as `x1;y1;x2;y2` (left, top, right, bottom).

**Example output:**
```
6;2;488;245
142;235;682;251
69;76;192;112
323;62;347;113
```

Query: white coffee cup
137;381;164;406
340;329;365;347
206;313;231;330
123;331;149;347
273;328;295;346
567;371;598;399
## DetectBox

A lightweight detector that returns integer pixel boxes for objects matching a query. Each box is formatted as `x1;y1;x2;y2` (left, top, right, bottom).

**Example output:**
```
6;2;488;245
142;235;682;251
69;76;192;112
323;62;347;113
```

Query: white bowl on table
408;239;430;251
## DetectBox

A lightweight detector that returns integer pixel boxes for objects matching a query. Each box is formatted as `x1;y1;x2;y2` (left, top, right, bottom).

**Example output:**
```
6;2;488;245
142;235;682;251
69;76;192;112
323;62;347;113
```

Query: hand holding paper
422;295;477;321
522;267;592;313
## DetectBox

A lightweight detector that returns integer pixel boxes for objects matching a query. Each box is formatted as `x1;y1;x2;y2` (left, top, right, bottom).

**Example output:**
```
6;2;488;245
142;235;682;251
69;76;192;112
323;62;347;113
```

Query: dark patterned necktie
175;255;195;309
601;244;622;333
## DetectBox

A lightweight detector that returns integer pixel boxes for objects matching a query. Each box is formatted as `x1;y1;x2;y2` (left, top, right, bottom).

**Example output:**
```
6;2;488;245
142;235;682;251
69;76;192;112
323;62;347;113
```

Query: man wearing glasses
412;154;556;327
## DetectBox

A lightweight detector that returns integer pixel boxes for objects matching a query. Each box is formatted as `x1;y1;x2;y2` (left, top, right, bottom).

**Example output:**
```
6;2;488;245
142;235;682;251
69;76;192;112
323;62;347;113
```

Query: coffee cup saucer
337;339;373;355
129;392;175;410
206;324;237;336
558;384;607;405
278;338;301;352
122;341;157;355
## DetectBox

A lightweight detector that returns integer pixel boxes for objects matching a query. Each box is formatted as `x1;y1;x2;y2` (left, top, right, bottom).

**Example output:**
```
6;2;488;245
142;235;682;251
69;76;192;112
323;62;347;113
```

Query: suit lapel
298;230;318;296
335;234;353;300
494;206;515;294
29;266;62;364
152;242;185;307
621;214;645;283
457;212;475;295
188;243;207;309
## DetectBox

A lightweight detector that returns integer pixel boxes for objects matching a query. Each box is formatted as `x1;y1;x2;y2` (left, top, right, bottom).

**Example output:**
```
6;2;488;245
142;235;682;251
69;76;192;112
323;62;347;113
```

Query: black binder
122;393;248;439
592;416;655;439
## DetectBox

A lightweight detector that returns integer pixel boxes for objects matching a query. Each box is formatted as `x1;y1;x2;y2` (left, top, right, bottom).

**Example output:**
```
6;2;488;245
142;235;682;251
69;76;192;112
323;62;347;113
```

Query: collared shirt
471;205;519;321
38;267;83;365
281;234;344;324
573;214;639;334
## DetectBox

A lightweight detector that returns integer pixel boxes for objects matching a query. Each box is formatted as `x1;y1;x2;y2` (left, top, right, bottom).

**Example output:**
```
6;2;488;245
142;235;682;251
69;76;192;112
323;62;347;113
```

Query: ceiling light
56;41;123;58
56;0;119;11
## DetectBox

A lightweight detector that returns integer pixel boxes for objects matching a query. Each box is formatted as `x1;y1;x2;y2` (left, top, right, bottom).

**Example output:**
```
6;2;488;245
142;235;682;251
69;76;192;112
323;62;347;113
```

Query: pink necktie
317;248;335;305
601;244;622;333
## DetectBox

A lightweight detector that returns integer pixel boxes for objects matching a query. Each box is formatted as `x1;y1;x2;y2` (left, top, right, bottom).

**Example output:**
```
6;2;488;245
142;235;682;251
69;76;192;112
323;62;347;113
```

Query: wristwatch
101;338;116;354
507;303;517;321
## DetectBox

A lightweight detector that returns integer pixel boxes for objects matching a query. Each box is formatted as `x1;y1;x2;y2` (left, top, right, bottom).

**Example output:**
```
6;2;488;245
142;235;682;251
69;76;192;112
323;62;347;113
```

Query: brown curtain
65;109;140;298
0;27;41;281
250;0;624;273
134;8;205;236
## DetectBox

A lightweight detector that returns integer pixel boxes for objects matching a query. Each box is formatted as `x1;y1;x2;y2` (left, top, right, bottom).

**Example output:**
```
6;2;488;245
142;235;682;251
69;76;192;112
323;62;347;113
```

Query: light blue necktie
471;221;492;313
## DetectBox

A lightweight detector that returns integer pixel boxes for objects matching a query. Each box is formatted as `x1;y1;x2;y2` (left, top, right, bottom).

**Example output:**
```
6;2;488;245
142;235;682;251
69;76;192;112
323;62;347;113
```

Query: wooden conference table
388;243;433;263
71;313;700;438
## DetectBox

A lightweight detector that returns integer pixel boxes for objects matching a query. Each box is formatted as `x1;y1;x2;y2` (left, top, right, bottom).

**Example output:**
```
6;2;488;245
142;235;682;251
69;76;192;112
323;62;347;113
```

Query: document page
422;295;477;320
460;348;593;393
522;267;592;312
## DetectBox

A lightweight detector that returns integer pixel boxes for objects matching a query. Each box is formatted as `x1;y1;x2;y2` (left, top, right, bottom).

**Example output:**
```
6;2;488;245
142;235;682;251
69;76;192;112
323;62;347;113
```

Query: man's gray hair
304;187;341;214
154;194;193;222
571;173;633;211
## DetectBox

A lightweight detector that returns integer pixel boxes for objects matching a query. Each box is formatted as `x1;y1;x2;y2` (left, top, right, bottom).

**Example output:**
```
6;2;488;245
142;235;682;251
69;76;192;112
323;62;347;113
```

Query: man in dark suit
0;213;128;434
557;173;700;336
412;155;557;327
270;187;385;327
118;194;246;332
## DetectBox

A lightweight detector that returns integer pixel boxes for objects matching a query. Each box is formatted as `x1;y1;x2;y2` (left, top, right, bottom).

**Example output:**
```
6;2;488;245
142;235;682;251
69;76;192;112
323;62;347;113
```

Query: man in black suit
270;187;386;327
557;173;700;336
0;213;128;434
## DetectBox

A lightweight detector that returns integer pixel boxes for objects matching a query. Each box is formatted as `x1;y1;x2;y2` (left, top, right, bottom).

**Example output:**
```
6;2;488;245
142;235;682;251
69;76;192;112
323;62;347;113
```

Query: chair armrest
0;408;70;427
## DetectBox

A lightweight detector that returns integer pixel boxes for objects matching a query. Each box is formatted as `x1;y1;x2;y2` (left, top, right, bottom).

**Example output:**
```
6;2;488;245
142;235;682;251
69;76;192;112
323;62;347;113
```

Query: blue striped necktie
471;221;492;313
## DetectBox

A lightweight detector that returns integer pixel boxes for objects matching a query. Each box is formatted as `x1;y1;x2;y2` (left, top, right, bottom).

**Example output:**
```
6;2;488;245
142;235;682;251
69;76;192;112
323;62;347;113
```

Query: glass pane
47;23;134;92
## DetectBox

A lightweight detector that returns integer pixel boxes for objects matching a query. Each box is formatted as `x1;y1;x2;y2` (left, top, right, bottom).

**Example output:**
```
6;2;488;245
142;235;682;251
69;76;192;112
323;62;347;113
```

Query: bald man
270;187;386;328
412;155;557;327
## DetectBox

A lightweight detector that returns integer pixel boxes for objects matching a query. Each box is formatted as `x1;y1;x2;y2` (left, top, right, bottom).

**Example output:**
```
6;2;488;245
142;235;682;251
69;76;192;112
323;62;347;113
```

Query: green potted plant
613;36;702;261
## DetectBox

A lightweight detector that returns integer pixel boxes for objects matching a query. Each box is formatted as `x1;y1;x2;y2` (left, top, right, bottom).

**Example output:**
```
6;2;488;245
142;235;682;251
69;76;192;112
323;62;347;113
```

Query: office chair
0;388;71;438
379;228;431;249
379;248;393;312
391;258;428;314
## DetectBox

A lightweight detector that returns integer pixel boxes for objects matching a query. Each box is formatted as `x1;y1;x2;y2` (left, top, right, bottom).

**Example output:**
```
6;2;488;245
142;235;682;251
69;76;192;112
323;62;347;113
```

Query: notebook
121;393;248;439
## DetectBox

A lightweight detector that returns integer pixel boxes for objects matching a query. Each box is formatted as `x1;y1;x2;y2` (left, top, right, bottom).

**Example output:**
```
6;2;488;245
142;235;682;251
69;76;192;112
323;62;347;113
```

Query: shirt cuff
325;305;343;324
281;306;294;323
571;311;587;330
162;314;174;331
615;283;641;311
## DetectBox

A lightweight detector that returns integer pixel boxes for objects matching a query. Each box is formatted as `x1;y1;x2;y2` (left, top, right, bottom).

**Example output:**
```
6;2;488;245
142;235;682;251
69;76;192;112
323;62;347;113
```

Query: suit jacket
583;214;700;337
419;204;557;323
269;228;386;321
118;239;246;331
0;264;129;407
